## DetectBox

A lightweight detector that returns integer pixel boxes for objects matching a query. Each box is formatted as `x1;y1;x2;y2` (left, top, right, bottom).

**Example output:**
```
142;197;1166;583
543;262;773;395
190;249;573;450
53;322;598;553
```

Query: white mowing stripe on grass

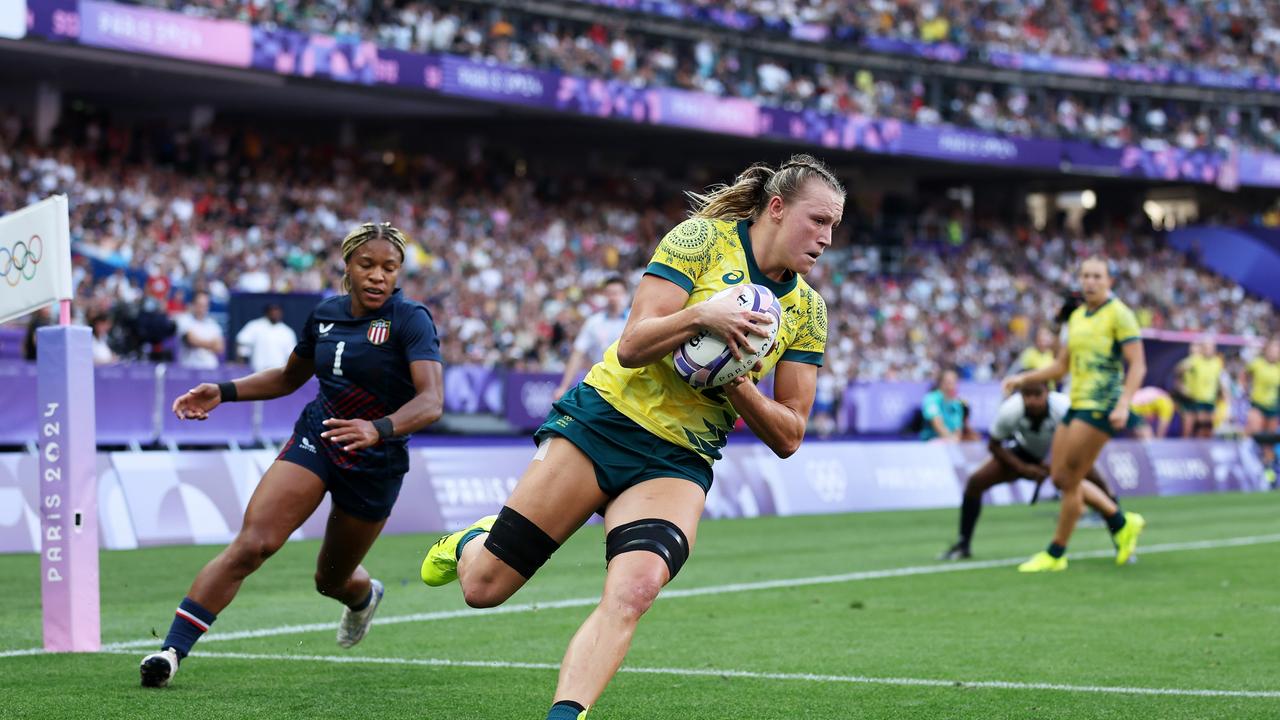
4;532;1280;659
96;648;1280;699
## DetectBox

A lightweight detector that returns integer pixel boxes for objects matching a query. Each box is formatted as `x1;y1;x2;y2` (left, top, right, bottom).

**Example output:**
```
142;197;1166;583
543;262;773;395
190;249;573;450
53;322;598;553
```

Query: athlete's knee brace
605;518;690;580
483;506;560;579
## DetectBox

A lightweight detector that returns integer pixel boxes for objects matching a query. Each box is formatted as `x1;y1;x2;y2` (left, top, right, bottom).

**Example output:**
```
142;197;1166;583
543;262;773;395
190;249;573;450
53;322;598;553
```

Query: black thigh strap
483;505;560;579
605;518;690;579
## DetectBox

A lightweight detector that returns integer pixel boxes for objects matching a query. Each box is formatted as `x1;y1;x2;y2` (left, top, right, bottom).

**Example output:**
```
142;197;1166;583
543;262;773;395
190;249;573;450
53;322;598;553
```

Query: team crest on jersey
367;319;391;345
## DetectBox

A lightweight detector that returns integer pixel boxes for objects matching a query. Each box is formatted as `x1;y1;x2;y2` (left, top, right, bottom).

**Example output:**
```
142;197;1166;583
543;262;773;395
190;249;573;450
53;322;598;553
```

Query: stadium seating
117;0;1275;153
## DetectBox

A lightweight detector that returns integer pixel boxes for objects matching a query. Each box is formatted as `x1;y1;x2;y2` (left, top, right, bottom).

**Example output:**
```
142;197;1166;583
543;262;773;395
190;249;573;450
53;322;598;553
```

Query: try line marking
2;532;1279;659
96;649;1280;699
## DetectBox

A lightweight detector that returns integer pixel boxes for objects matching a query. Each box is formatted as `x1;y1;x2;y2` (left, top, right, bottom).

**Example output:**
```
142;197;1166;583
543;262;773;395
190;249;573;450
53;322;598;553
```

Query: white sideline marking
97;649;1280;699
2;532;1280;660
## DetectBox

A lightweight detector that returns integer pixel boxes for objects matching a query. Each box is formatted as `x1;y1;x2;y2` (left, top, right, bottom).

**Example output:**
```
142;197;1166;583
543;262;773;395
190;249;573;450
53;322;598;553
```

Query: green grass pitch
1;491;1278;719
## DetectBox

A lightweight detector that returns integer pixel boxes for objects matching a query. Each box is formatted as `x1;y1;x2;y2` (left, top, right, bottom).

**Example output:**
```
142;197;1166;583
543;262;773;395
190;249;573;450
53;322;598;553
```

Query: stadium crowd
1;112;1275;395
120;0;1278;155
131;0;1280;80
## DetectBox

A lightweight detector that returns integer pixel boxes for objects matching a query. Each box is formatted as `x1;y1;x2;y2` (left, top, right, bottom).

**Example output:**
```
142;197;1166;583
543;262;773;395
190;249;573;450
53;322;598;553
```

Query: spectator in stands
0;109;1275;383
235;303;298;373
175;291;224;369
553;275;630;401
90;313;118;366
919;367;974;442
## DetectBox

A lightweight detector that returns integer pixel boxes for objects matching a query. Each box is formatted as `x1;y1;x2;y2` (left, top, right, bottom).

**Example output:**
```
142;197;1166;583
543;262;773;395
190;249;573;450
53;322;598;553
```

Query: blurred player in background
941;379;1119;560
1130;386;1175;439
1175;339;1228;438
1004;257;1146;572
1014;326;1058;377
417;156;841;720
140;224;444;687
553;276;630;401
1243;338;1280;486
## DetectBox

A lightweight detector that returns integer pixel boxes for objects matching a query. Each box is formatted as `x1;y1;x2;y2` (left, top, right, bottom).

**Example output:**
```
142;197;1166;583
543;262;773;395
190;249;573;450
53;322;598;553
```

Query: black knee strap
605;518;690;580
483;506;560;579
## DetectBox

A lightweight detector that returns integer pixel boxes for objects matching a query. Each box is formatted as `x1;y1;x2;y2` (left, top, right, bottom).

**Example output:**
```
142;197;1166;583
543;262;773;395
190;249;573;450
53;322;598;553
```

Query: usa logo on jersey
367;319;391;345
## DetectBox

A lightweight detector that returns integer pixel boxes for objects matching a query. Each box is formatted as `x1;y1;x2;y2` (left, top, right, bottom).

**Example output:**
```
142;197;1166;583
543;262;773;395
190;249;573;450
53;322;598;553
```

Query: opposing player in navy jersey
140;223;444;688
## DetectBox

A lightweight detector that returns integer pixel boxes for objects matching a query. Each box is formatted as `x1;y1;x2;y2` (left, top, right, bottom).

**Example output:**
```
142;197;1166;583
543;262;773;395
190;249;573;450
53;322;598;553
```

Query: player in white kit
940;379;1119;560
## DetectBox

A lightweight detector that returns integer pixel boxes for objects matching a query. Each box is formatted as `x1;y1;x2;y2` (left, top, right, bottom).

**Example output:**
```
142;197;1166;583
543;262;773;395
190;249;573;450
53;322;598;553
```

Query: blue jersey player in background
140;223;444;688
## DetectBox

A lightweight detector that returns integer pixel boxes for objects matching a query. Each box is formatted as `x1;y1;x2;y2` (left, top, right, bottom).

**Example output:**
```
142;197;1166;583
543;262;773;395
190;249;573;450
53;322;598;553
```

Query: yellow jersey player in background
1016;326;1058;373
1004;257;1147;572
1013;326;1060;391
1175;339;1229;438
1243;338;1280;487
1130;386;1175;439
416;155;842;720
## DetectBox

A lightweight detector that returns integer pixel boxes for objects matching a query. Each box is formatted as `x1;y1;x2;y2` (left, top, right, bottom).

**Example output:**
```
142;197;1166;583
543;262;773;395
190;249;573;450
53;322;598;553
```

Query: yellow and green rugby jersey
1182;354;1224;404
1018;346;1056;373
1247;357;1280;408
1065;297;1141;411
584;217;827;463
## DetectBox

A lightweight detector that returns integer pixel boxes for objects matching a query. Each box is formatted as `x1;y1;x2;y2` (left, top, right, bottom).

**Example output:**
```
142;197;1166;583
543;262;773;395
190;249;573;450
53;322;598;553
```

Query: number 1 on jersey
333;341;346;376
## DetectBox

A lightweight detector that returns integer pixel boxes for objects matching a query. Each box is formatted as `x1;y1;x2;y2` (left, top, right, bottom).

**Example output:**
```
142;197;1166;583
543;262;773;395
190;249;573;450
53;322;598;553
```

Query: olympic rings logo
0;235;43;287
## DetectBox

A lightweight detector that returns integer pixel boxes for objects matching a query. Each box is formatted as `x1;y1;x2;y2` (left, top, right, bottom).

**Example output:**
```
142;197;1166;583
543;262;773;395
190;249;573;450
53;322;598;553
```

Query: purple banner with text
77;0;250;68
0;438;1266;554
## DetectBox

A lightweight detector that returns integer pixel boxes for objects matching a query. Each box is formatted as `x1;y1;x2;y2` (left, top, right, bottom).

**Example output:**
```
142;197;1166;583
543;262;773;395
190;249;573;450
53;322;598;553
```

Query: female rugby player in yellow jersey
1243;338;1280;484
1175;340;1228;438
1016;326;1058;375
417;156;843;720
1003;257;1147;572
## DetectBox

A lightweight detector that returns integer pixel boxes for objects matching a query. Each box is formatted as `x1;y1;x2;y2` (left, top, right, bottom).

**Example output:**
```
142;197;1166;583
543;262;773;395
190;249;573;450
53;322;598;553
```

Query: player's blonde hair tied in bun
340;222;409;292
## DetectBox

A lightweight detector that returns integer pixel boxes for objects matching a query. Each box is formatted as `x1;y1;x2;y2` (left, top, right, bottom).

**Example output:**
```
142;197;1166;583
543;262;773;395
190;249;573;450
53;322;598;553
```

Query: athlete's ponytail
686;154;845;222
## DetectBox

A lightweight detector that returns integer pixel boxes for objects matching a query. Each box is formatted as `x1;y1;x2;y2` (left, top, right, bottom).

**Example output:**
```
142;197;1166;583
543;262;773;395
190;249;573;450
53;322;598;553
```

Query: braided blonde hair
340;222;409;292
686;154;845;221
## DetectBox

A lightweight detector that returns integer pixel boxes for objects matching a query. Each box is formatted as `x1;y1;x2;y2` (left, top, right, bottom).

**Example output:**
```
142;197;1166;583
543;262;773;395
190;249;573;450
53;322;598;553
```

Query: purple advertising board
443;365;505;415
26;0;79;40
553;77;655;122
438;56;559;108
652;88;758;137
504;372;559;431
861;37;965;64
843;380;1004;436
251;27;378;84
1;438;1267;554
375;48;441;91
757;110;1063;171
77;0;251;68
1237;150;1280;188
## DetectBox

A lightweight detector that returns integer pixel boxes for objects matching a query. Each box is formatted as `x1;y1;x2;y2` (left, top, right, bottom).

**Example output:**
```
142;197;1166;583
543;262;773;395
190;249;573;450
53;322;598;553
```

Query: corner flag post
1;194;100;652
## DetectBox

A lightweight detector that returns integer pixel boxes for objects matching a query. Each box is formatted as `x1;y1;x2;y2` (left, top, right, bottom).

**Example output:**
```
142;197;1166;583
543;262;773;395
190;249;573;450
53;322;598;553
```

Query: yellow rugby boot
1017;551;1068;573
1113;512;1146;565
420;515;497;587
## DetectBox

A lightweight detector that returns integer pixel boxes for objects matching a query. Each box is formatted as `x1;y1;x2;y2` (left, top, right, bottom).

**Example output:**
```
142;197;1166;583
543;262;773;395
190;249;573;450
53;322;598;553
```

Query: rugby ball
673;284;783;389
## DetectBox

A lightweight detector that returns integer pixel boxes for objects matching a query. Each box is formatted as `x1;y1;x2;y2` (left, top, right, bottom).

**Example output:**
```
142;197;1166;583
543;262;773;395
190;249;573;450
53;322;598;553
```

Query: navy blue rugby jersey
292;288;441;464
